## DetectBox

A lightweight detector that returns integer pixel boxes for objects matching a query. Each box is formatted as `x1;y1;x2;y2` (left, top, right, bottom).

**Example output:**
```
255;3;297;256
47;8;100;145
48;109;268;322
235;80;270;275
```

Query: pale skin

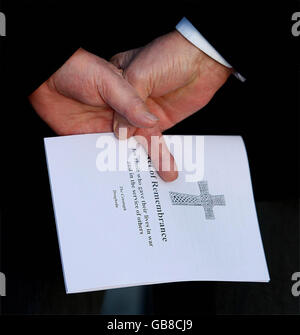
29;48;158;135
29;31;232;181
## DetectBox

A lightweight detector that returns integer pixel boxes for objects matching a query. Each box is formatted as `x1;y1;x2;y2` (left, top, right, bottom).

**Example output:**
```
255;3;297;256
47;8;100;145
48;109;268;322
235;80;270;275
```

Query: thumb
135;128;178;182
112;113;178;182
98;62;158;128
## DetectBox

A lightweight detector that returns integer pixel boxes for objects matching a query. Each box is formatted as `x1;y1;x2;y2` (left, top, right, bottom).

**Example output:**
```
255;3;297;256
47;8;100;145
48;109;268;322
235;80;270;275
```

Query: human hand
29;48;158;135
111;31;232;181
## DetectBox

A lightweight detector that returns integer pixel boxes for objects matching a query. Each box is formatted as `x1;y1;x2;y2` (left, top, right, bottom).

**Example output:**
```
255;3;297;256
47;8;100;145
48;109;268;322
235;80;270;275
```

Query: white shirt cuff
176;17;246;82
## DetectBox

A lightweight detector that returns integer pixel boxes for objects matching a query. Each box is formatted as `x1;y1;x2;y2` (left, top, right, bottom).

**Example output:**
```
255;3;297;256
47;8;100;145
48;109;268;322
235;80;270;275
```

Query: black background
0;0;299;314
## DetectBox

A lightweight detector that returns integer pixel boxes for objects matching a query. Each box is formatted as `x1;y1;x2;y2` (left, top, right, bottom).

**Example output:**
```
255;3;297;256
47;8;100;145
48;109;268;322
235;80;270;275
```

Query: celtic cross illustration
169;181;225;220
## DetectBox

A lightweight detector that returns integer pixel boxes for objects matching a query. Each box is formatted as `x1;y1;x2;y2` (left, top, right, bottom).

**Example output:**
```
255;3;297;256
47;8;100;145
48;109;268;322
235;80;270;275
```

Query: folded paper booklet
44;133;269;293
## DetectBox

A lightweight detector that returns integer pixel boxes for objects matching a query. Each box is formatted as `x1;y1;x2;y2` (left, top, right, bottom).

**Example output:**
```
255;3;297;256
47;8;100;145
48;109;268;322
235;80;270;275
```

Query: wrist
172;30;231;79
171;30;203;60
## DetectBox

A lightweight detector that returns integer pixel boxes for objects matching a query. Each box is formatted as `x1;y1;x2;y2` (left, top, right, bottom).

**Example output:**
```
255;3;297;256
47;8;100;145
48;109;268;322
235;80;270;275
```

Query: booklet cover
44;133;269;293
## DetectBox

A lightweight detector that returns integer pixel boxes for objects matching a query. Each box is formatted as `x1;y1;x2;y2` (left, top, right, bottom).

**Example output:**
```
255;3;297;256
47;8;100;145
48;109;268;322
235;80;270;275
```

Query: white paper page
44;134;269;293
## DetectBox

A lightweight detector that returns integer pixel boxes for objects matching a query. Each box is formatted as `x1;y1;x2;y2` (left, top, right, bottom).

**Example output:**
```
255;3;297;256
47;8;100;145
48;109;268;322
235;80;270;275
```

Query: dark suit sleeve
113;0;293;80
179;1;291;79
131;0;295;81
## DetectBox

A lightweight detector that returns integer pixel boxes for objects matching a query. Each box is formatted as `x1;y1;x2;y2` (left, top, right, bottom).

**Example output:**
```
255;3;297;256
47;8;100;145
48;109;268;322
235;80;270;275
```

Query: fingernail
118;124;129;140
113;119;119;135
161;170;179;182
144;111;159;122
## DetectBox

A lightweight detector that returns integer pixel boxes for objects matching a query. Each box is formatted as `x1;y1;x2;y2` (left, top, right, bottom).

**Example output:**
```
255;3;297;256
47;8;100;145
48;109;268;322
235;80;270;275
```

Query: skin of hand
111;30;232;181
29;48;158;136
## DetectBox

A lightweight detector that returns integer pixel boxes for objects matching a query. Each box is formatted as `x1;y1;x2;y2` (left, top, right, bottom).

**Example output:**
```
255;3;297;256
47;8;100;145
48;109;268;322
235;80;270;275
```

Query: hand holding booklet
44;133;269;293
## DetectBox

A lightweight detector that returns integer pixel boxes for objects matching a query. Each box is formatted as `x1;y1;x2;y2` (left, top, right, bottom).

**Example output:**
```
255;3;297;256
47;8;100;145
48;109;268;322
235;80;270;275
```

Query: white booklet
44;133;269;293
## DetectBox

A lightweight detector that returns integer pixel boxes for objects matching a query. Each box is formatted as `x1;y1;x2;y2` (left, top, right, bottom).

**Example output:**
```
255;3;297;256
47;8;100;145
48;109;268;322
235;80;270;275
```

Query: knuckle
125;67;146;86
110;52;125;68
